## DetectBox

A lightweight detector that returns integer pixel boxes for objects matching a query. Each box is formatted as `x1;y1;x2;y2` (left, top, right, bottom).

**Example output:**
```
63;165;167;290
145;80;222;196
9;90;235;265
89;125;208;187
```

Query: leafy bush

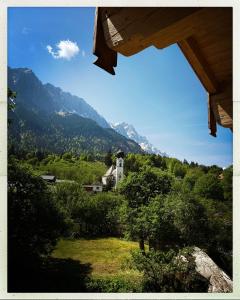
131;248;208;292
54;182;125;237
76;192;124;237
86;276;142;292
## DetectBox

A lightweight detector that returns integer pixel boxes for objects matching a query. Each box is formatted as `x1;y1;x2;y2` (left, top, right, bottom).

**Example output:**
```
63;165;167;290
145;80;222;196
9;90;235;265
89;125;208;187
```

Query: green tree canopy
194;173;223;200
182;168;205;191
104;149;113;167
8;158;69;261
222;165;232;202
119;168;173;250
119;168;173;208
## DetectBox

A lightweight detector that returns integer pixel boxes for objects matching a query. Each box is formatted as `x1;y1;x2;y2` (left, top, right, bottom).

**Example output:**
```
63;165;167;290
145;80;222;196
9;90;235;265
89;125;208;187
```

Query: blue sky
8;7;232;167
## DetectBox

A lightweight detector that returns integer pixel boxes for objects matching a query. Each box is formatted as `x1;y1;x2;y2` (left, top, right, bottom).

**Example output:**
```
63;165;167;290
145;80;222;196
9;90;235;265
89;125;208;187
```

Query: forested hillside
8;67;110;127
8;67;143;154
8;148;232;292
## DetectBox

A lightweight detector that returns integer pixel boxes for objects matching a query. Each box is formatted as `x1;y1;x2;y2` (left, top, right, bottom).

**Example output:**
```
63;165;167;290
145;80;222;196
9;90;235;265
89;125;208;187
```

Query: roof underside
93;7;232;136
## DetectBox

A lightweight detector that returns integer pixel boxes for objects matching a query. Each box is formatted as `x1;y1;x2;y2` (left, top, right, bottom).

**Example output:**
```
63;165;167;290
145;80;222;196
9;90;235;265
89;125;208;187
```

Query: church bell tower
115;150;124;187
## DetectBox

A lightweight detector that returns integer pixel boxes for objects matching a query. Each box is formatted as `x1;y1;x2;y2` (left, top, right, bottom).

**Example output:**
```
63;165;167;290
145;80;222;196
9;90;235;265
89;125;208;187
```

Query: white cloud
82;50;86;57
46;40;79;60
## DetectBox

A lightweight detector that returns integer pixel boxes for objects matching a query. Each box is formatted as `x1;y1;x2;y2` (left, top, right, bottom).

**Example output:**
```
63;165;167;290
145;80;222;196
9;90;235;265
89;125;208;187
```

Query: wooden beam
101;7;201;56
208;94;217;137
209;81;232;128
93;8;117;75
178;37;219;94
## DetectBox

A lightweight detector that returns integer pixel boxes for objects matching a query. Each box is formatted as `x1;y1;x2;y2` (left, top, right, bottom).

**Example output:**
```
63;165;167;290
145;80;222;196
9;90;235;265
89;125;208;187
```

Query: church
102;150;124;188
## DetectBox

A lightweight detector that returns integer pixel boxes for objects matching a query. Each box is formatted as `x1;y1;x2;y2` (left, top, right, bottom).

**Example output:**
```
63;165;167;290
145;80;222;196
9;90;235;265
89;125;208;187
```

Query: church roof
103;165;115;177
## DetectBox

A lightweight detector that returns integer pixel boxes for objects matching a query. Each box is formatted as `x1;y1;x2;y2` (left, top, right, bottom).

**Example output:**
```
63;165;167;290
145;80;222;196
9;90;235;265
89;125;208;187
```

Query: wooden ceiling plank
178;37;219;94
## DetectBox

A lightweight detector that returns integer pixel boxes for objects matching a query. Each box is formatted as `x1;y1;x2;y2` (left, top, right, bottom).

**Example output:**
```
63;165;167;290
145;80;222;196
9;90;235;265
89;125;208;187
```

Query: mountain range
111;122;167;156
8;67;109;128
8;67;165;156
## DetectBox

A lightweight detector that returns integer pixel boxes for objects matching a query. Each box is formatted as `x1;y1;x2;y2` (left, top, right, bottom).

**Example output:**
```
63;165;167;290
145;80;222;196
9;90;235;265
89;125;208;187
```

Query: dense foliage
194;173;224;200
131;248;208;292
119;168;173;250
8;149;232;292
8;159;69;259
8;158;72;291
54;183;124;237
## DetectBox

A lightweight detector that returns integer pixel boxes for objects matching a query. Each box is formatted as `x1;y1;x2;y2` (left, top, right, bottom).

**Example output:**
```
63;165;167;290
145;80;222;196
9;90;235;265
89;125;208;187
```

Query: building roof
103;165;116;177
93;7;232;137
41;175;56;181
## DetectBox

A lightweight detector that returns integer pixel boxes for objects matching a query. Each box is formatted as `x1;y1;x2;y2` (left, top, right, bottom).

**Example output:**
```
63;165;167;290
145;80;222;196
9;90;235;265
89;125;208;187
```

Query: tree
194;174;223;200
54;181;87;220
104;149;113;167
62;152;73;161
173;162;187;178
207;165;223;176
8;159;69;264
135;192;210;251
182;168;204;191
149;154;167;170
124;154;141;174
119;168;173;251
163;193;210;247
119;168;173;208
222;165;232;202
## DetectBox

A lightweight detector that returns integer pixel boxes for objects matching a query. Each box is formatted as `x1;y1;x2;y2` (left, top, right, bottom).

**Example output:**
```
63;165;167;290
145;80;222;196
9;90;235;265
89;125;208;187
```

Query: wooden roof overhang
93;7;232;137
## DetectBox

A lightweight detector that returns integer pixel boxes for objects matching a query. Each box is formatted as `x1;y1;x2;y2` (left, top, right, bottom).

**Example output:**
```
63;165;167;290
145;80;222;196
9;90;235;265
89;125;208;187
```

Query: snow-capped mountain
111;122;167;156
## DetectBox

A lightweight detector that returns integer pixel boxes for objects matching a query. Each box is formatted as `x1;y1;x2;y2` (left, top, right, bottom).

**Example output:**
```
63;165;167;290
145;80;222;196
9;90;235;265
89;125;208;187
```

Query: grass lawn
52;237;142;280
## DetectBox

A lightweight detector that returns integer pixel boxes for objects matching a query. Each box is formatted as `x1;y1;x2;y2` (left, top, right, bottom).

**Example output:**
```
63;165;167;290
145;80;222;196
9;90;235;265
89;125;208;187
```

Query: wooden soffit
93;7;232;135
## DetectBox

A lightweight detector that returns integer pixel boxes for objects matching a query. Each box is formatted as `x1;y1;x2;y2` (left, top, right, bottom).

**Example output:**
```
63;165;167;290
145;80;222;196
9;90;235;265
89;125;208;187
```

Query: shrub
131;248;208;292
86;276;142;292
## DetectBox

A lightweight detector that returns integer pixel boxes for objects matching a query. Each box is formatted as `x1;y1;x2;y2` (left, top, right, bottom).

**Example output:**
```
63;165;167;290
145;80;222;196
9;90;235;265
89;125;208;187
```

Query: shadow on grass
8;257;92;292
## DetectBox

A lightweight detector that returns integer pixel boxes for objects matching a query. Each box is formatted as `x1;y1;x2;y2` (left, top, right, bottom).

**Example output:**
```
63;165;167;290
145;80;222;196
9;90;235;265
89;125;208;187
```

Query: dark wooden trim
208;94;217;137
93;8;117;75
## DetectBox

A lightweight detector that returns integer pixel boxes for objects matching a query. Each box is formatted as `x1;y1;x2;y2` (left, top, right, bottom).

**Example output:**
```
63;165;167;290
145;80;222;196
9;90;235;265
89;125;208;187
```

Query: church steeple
115;150;124;187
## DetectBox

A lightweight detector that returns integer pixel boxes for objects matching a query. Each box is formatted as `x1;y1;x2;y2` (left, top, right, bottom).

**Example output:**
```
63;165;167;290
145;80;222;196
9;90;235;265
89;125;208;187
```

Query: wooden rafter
178;37;219;94
93;7;232;132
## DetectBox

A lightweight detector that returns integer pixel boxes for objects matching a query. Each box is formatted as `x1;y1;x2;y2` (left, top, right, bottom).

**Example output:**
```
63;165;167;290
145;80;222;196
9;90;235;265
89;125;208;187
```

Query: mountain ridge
111;122;167;156
8;67;166;156
8;67;143;154
8;67;110;128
